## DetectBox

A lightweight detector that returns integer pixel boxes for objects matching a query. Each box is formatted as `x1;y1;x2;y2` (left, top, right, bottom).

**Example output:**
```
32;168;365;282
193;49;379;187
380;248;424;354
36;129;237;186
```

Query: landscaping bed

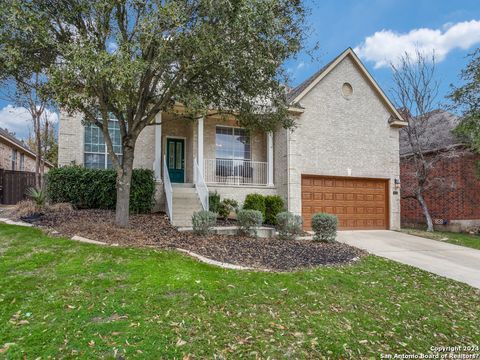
25;209;364;271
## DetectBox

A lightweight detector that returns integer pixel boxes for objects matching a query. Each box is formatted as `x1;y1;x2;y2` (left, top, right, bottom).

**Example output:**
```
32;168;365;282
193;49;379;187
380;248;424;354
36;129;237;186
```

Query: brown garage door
302;175;389;230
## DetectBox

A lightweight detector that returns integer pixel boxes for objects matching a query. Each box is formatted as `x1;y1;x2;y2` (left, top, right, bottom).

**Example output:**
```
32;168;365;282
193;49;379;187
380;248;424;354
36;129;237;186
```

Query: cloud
0;105;59;140
296;62;305;70
354;20;480;68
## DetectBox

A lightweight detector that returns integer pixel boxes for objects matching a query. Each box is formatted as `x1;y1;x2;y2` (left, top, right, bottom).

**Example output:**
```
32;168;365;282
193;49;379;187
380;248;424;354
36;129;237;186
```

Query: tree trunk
40;121;48;189
34;115;42;189
416;192;434;232
115;147;134;227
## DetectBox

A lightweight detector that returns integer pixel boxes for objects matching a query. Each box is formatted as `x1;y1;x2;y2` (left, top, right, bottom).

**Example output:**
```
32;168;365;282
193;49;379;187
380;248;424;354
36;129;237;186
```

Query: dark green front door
166;138;185;183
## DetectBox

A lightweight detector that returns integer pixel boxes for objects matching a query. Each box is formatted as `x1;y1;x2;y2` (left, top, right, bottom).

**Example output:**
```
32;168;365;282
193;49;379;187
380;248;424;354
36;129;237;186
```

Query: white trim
290;48;407;126
165;136;186;183
154;112;162;180
197;117;204;177
207;183;276;189
267;131;274;186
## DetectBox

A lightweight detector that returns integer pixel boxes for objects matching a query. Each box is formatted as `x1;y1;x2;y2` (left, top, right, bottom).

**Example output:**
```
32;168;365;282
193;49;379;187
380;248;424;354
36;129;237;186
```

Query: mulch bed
29;209;365;271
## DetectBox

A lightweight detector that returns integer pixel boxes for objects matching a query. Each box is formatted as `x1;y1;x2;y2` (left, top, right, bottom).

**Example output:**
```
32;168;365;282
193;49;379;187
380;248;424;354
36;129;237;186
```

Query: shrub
243;193;266;219
311;213;338;243
237;209;263;237
218;198;239;219
276;212;303;240
130;169;156;213
192;210;217;235
12;200;39;218
46;166;155;213
209;191;221;213
264;195;284;225
26;187;47;208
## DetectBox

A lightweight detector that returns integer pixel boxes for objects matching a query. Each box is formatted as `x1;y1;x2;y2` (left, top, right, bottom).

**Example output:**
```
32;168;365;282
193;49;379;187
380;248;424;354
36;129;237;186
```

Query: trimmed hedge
243;193;266;218
264;195;284;225
243;193;284;225
311;213;338;243
46;166;155;213
208;191;221;213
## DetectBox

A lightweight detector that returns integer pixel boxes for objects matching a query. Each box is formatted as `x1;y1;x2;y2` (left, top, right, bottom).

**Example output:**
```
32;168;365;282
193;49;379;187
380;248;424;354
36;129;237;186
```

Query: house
400;110;480;232
0;128;53;172
58;48;407;229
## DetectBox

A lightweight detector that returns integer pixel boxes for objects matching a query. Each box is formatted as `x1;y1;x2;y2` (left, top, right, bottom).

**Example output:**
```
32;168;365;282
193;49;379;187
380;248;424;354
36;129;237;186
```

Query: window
342;82;353;98
20;154;25;171
84;119;123;169
215;127;250;160
11;149;17;170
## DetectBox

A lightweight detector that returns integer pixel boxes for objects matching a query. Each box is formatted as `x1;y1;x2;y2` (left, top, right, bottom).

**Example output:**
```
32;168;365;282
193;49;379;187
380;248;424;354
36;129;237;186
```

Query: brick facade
287;54;402;229
0;138;46;172
400;150;480;227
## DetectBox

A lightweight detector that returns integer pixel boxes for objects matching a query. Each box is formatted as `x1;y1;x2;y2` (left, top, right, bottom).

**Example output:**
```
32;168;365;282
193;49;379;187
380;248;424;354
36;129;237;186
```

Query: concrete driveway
337;230;480;289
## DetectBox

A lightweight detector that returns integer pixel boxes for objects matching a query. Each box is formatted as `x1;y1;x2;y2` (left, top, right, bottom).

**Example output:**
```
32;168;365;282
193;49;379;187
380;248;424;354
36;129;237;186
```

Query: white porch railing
163;155;173;220
194;157;209;211
204;158;268;186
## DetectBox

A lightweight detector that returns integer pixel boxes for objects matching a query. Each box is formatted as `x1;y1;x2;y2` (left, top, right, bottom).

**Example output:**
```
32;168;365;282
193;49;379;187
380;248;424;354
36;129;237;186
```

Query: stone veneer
286;55;402;230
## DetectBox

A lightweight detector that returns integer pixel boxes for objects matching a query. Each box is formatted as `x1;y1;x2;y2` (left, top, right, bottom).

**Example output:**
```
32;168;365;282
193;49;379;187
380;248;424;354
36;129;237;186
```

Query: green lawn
401;228;480;250
0;224;479;359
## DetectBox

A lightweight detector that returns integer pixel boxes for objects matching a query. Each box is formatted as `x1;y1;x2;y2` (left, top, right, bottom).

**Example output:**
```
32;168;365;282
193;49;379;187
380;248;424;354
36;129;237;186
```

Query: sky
1;0;479;140
285;0;480;104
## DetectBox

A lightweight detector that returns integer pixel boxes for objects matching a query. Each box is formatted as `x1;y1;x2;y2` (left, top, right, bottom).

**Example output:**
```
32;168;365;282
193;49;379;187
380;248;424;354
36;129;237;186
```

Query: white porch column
267;131;274;186
154;112;162;180
197;116;204;177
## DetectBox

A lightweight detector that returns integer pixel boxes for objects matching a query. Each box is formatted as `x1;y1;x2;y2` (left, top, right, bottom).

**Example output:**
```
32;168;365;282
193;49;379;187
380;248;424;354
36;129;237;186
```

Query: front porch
151;112;276;225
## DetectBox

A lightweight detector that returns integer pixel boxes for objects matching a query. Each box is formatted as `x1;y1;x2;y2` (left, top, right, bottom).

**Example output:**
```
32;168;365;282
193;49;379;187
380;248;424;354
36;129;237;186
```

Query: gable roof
287;48;407;125
399;110;464;156
0;128;54;168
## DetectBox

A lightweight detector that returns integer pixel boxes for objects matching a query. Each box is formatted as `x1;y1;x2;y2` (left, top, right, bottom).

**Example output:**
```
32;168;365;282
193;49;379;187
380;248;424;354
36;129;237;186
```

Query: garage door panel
302;186;385;194
302;200;385;208
336;213;386;220
302;175;389;230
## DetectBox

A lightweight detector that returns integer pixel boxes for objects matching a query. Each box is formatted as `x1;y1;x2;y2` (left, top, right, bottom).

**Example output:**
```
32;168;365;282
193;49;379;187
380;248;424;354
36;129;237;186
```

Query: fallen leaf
176;339;187;347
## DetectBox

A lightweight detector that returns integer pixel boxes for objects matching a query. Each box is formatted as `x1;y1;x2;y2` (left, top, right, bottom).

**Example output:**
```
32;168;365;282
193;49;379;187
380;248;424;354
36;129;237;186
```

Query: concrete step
173;186;197;193
172;183;194;188
173;193;199;199
170;183;203;227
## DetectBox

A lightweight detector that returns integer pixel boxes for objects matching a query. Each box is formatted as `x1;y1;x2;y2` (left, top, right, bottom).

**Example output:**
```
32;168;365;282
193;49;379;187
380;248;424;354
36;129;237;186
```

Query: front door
166;138;185;183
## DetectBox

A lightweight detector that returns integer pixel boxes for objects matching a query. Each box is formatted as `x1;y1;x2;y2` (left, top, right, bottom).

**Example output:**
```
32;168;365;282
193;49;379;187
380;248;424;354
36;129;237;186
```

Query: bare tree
1;74;51;189
391;50;441;232
27;110;57;177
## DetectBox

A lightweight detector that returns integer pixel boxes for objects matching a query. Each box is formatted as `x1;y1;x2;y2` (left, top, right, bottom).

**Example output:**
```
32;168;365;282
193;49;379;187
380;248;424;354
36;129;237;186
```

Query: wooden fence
0;169;38;205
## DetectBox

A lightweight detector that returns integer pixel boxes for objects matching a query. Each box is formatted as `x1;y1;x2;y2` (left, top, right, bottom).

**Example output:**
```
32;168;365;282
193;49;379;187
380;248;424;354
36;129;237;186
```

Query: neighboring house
0;128;53;172
400;110;480;232
58;48;407;229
